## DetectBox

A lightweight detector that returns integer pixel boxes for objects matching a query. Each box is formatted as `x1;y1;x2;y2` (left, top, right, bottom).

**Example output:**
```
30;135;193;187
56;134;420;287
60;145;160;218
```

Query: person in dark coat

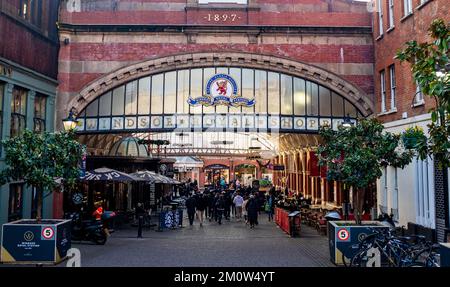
224;191;232;220
215;193;226;225
246;194;259;228
185;195;197;226
207;192;215;222
195;193;207;226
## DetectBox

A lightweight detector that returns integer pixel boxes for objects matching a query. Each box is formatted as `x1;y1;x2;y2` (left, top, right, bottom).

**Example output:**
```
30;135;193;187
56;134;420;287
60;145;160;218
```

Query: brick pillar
434;161;449;242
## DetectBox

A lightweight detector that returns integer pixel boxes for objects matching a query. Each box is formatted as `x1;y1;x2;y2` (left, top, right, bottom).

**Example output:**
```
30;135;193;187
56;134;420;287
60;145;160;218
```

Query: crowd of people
182;177;276;229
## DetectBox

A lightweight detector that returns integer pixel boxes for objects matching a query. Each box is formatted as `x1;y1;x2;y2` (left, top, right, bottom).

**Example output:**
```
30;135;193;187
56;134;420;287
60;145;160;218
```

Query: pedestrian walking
224;191;232;220
195;193;207;226
246;194;259;229
135;203;146;238
215;193;226;225
265;192;275;222
233;191;244;221
242;195;249;224
207;192;215;222
185;194;196;226
213;192;220;222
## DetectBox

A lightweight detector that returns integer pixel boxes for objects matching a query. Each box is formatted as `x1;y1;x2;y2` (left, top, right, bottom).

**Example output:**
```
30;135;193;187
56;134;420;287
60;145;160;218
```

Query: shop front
204;164;230;187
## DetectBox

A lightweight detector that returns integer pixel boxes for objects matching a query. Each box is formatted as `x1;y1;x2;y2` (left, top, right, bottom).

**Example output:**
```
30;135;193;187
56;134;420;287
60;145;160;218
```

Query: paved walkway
71;214;334;267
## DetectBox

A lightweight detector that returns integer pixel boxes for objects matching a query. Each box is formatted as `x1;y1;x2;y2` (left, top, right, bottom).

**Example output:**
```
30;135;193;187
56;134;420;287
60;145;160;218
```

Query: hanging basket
402;134;426;149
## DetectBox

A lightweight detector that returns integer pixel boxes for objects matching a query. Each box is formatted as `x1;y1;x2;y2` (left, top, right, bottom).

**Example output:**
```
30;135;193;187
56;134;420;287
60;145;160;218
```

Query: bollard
138;215;143;238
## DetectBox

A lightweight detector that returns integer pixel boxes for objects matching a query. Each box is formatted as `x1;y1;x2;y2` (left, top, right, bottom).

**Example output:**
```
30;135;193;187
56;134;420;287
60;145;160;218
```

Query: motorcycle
67;212;108;245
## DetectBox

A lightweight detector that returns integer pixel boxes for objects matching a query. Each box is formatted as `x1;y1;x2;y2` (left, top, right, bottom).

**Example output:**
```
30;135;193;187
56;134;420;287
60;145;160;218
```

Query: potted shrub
0;130;83;264
317;119;414;265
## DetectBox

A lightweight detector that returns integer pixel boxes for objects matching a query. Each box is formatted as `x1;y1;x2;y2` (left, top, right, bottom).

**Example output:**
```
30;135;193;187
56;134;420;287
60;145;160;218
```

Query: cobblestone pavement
70;213;334;267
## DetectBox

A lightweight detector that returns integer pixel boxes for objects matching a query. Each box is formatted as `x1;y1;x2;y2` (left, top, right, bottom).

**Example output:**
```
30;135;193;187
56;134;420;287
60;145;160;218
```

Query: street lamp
62;107;79;131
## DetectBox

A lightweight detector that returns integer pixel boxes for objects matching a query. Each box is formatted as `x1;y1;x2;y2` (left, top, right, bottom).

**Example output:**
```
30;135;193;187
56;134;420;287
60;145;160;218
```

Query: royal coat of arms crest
188;74;255;107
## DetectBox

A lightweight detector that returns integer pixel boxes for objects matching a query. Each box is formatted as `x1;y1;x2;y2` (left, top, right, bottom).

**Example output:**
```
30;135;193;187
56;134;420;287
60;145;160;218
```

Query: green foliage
0;130;84;191
396;19;450;167
317;119;414;189
402;126;427;152
259;178;272;187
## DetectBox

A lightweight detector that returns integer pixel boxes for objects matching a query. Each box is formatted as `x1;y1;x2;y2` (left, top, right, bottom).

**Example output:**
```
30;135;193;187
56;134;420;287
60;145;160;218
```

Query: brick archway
66;52;374;118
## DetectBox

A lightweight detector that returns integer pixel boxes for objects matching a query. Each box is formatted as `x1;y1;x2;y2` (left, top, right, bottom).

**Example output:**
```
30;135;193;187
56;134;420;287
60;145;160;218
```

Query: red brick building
0;0;60;234
57;0;375;215
373;0;449;242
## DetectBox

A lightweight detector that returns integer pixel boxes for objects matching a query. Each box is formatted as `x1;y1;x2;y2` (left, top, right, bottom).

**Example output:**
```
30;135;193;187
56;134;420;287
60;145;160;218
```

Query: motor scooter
67;212;108;245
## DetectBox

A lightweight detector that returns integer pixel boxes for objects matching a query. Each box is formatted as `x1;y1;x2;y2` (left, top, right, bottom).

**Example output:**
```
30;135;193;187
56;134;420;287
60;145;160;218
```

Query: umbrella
81;168;145;182
131;170;181;185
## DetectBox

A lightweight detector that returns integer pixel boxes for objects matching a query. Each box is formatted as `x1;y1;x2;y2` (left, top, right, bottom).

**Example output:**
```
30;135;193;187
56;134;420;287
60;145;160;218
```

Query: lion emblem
216;80;228;96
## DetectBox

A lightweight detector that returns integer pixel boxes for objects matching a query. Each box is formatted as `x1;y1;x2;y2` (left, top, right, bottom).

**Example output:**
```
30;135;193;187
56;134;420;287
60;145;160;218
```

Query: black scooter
67;212;108;245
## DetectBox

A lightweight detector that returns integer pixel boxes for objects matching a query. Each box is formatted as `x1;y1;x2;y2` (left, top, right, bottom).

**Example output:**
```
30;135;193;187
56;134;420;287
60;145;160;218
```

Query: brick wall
57;0;375;103
0;0;59;79
373;0;450;122
59;0;371;27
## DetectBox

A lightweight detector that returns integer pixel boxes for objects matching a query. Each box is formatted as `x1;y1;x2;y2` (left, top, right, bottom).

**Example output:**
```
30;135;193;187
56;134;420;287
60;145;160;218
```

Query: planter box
328;221;389;266
275;207;301;237
440;243;450;267
1;219;71;265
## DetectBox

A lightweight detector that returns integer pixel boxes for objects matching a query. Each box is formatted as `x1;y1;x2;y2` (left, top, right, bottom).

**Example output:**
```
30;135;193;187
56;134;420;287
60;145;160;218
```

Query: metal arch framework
66;52;374;118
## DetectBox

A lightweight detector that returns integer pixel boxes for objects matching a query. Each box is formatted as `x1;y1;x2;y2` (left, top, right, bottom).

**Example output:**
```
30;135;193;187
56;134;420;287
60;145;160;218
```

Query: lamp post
62;107;79;131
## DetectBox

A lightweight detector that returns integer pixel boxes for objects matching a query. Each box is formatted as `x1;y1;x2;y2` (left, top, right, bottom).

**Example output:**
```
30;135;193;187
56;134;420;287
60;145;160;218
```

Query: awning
172;156;204;168
81;168;145;182
130;170;181;185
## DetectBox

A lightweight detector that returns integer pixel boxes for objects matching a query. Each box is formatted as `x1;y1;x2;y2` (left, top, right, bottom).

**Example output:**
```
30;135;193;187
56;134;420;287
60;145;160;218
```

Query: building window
389;65;396;110
392;168;399;221
8;184;24;222
0;83;4;140
403;0;413;16
19;0;42;27
10;87;27;138
388;0;394;28
380;166;388;214
414;81;424;105
415;158;435;228
34;94;46;133
377;0;384;36
380;70;386;113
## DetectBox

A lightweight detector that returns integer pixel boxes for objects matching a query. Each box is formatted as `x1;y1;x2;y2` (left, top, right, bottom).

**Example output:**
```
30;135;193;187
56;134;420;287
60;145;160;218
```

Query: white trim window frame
414;157;436;228
388;0;394;28
392;167;399;221
403;0;413;16
414;81;424;105
380;70;386;113
389;65;396;110
378;0;384;36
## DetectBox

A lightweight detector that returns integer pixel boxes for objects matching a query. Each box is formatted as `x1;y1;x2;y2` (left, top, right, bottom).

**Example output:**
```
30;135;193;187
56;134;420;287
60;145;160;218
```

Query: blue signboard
1;220;71;264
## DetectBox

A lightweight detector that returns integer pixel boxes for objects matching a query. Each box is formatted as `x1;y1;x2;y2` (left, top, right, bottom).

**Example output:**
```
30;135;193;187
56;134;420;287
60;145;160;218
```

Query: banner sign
76;115;355;134
188;74;255;107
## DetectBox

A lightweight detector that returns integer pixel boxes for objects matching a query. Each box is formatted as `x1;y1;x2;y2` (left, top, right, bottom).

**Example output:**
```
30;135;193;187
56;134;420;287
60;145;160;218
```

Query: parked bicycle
342;227;440;267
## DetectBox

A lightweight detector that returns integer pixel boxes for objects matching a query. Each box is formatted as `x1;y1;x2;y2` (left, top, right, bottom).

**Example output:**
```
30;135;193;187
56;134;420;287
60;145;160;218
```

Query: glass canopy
77;67;362;134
